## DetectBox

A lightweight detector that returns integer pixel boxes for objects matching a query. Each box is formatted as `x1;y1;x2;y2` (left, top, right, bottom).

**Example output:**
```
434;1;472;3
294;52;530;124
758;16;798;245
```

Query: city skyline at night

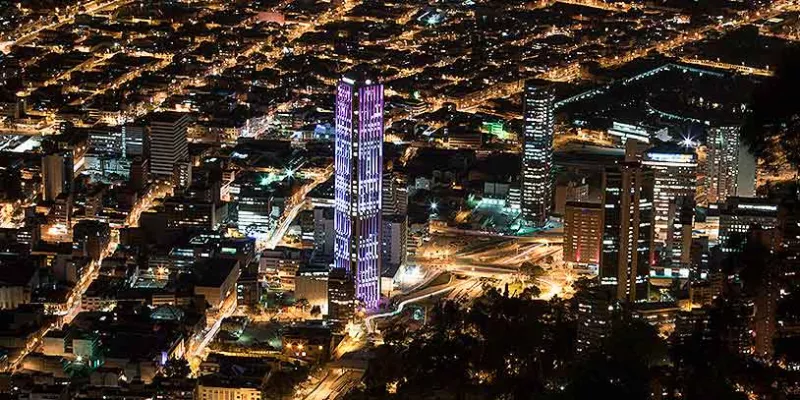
0;0;798;398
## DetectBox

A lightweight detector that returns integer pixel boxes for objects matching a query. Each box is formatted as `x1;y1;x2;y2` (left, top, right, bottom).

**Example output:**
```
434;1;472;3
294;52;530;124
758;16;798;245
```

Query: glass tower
705;126;740;204
521;81;555;227
333;74;383;311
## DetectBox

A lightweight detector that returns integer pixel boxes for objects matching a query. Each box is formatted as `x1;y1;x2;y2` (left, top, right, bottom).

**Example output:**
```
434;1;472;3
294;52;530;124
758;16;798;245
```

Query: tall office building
129;156;149;191
148;112;189;178
576;287;615;354
719;197;779;253
41;152;72;201
122;124;146;158
666;196;695;267
313;207;335;257
521;80;555;227
705;126;740;204
563;202;603;268
382;172;398;216
642;145;697;240
381;171;408;217
89;126;124;155
737;144;757;198
382;215;408;271
601;160;655;302
332;74;383;313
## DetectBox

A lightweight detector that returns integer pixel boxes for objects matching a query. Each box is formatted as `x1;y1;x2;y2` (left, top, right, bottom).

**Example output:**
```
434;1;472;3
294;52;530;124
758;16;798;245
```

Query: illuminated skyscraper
705;126;740;204
332;74;383;313
642;145;697;240
521;81;555;227
601;159;655;302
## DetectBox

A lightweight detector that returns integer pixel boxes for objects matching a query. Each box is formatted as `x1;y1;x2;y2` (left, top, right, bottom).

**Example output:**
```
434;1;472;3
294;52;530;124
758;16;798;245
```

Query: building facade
41;152;72;202
148;112;189;178
705;126;740;204
521;81;555;227
332;75;383;313
666;196;695;267
719;197;779;253
642;145;697;240
563;202;603;268
382;215;408;271
601;161;655;302
313;207;335;257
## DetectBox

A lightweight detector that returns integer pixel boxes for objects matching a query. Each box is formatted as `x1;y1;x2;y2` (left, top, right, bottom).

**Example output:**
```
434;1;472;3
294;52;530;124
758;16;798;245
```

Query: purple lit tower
333;74;383;312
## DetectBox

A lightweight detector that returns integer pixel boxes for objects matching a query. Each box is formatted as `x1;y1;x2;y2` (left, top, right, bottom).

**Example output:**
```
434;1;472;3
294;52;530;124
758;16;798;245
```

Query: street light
430;202;438;211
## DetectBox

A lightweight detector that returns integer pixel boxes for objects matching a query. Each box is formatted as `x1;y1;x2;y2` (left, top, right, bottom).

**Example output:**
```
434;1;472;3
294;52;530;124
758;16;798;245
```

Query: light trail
365;277;463;333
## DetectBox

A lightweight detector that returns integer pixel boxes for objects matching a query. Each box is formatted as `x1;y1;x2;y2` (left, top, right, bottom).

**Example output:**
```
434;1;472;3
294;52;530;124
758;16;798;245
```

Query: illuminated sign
736;204;777;212
645;153;695;163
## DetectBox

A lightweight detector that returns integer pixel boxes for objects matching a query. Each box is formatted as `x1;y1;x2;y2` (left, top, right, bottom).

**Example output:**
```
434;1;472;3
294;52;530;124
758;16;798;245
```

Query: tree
163;358;190;378
309;305;322;318
295;298;310;312
520;285;541;299
560;317;667;400
263;369;305;400
519;262;545;282
348;288;571;399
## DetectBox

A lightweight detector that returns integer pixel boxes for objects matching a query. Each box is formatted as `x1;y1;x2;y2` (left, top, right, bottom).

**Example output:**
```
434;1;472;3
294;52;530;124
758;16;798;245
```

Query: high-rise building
576;287;615;355
41;152;72;202
601;160;655;302
122;124;145;158
52;193;72;228
327;268;355;327
705;126;740;204
563;202;603;268
737;144;757;198
129;156;149;191
295;266;329;316
779;203;800;269
754;267;778;358
382;172;397;216
148;112;189;178
554;178;589;215
332;74;383;314
642;145;697;240
382;215;408;271
666;196;695;267
381;172;408;217
89;126;124;155
313;207;335;257
521;80;555;227
689;236;710;277
719;197;779;253
173;160;192;190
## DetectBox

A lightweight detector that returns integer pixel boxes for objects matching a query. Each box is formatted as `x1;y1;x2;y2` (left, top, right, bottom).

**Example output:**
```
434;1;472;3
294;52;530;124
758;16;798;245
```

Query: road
5;233;119;372
302;369;364;400
2;0;132;51
259;167;333;250
366;275;463;333
126;180;173;227
186;291;239;375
